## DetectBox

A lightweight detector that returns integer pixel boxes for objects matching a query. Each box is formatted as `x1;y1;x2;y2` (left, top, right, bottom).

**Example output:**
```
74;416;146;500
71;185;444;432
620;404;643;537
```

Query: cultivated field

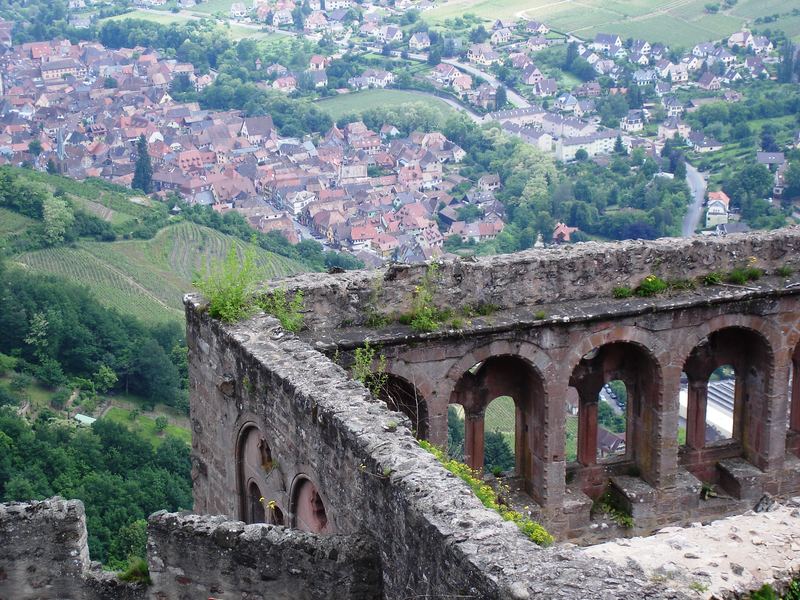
103;406;192;447
314;89;458;121
425;0;800;46
0;207;37;247
105;9;196;26
103;9;280;40
14;222;304;324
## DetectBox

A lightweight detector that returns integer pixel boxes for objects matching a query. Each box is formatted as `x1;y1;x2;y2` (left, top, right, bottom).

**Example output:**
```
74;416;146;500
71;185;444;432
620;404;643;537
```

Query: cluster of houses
0;37;525;263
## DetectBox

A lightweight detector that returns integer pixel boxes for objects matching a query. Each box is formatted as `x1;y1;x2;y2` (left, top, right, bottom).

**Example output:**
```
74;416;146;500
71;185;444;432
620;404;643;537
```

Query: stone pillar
686;380;708;450
791;358;800;432
464;411;485;471
578;398;598;466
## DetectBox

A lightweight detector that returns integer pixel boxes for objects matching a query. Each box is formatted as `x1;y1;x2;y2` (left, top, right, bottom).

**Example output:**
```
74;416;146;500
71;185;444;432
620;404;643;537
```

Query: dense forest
0;410;192;567
0;258;186;410
0;251;192;567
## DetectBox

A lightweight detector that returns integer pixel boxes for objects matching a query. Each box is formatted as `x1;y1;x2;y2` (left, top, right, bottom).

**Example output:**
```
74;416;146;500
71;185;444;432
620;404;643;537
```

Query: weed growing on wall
351;341;388;398
258;289;304;332
193;245;261;323
591;491;634;529
419;440;554;546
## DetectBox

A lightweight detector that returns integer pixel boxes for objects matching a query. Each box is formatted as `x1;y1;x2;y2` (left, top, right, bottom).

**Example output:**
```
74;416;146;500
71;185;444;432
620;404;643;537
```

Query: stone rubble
583;498;800;599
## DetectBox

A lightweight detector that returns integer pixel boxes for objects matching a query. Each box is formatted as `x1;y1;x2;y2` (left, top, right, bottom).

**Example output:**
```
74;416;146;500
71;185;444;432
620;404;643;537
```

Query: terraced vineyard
15;222;305;324
0;207;37;245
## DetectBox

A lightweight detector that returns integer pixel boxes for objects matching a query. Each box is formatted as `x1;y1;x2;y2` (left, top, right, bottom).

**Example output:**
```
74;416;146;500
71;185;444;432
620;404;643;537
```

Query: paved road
682;162;707;237
442;58;530;108
406;90;484;123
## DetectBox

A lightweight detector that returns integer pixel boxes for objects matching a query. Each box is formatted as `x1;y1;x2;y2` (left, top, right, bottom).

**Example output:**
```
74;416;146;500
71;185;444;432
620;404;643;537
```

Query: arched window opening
236;425;283;525
597;380;627;461
484;396;515;475
569;341;661;483
292;478;329;533
379;374;429;439
450;354;546;502
248;481;265;523
447;404;465;462
706;365;735;443
682;326;772;466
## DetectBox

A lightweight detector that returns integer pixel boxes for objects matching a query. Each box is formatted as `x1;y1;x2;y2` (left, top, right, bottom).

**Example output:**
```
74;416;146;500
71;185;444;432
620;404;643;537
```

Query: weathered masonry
220;228;800;541
181;228;800;598
5;229;800;600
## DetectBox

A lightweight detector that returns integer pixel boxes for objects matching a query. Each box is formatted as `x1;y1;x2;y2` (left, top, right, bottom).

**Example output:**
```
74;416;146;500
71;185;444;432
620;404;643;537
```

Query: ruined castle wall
146;512;381;599
265;228;800;330
0;498;382;600
0;497;146;600
185;301;682;599
0;497;94;600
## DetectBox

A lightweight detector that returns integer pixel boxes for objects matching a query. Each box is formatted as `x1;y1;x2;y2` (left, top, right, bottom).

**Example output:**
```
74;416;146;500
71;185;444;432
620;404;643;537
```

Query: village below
2;0;800;597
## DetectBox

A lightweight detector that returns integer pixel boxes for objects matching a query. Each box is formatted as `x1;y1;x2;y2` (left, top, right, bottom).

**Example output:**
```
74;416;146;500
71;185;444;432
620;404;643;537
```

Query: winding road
441;59;531;108
682;162;707;237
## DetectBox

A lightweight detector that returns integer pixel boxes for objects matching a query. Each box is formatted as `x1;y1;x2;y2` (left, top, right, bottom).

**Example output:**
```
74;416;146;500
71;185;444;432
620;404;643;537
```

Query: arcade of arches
345;297;800;536
236;424;329;534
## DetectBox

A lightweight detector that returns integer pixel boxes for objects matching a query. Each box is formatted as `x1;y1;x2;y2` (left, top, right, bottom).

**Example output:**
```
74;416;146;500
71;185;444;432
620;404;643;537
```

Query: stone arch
681;324;775;469
290;475;330;533
674;314;782;371
445;340;556;388
449;347;550;503
379;372;429;439
562;326;667;380
568;337;663;489
235;421;284;525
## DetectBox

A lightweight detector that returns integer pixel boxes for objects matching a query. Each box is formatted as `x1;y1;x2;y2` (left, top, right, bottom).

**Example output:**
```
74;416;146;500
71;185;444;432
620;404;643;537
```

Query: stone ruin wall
267;228;800;331
184;307;674;599
0;497;381;600
4;228;800;599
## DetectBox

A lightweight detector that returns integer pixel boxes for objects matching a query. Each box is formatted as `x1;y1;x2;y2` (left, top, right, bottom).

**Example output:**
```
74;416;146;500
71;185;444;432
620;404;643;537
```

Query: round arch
289;475;330;533
235;421;285;525
449;350;549;502
445;340;556;388
671;315;780;375
681;324;775;468
567;338;664;489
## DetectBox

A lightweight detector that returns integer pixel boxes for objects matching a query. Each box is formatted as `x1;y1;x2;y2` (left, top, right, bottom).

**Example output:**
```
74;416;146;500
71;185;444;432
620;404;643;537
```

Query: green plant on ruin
533;310;547;320
419;440;554;547
777;265;794;278
635;275;668;297
727;267;762;285
461;302;499;318
118;556;151;585
748;578;800;600
689;581;710;594
613;286;633;299
667;278;696;291
257;289;304;332
700;482;717;501
351;341;388;398
591;490;634;529
364;277;391;327
702;272;723;286
193;245;261;323
409;263;444;332
727;256;762;285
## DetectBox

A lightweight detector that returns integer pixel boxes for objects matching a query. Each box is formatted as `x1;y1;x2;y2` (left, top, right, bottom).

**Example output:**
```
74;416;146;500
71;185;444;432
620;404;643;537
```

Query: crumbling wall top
262;228;800;331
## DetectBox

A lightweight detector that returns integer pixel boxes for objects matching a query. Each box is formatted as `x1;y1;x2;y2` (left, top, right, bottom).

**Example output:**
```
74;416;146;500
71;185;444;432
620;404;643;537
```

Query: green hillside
14;222;305;324
0;207;37;248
